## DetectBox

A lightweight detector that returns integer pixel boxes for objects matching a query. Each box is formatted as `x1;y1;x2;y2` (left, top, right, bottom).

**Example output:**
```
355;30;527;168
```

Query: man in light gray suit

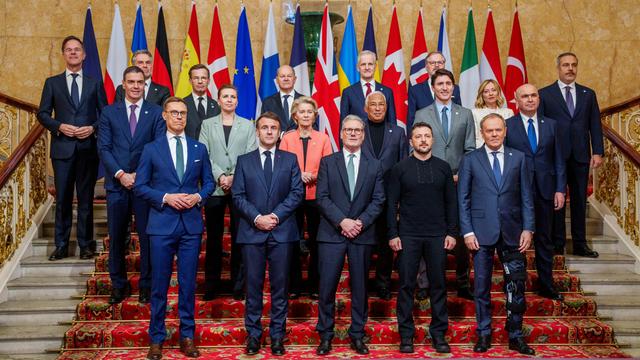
413;68;476;301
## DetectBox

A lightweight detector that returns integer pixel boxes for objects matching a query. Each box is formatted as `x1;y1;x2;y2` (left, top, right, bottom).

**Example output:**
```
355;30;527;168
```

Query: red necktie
365;83;372;97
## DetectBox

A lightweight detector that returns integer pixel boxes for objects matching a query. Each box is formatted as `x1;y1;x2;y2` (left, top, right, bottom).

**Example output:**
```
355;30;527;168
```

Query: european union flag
233;7;257;121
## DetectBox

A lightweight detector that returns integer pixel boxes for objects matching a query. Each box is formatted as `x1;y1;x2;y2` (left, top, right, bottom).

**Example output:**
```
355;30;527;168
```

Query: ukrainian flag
337;5;359;94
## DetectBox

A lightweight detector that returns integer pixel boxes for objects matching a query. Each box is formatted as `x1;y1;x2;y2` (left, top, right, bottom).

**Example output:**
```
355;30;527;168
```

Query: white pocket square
195;159;201;163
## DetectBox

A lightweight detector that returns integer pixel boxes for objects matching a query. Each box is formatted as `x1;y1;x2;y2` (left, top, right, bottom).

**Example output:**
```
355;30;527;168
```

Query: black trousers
417;237;470;290
290;199;320;293
374;208;394;291
397;235;448;339
533;189;555;292
204;194;242;293
553;157;590;250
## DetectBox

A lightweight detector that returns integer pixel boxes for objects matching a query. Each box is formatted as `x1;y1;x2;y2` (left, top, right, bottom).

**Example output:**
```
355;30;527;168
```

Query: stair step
565;252;636;273
7;276;87;300
604;320;640;346
31;238;104;257
578;271;640;295
0;354;59;360
20;255;95;276
0;299;77;326
41;221;107;238
592;295;640;320
566;234;620;253
0;325;67;355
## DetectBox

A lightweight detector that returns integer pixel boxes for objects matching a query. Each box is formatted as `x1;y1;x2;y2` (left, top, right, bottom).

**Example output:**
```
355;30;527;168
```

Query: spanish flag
175;1;200;98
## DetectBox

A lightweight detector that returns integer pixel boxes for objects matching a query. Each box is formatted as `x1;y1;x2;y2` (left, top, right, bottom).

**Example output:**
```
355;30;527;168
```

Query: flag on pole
290;4;310;96
82;5;102;82
382;5;408;129
233;6;257;121
437;6;453;72
130;1;148;64
152;2;173;95
459;7;480;108
312;3;341;150
479;7;504;88
104;3;128;104
257;3;280;118
504;6;528;113
362;4;381;82
175;1;201;98
206;3;230;100
338;5;359;94
409;7;428;87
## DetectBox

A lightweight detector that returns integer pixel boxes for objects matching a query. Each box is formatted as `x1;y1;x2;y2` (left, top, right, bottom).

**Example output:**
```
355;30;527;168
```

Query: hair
474;79;506;108
410;122;433;137
426;51;445;62
277;65;295;76
218;84;238;98
556;52;578;66
188;64;210;78
122;66;144;81
290;96;318;124
61;36;83;52
358;50;377;65
256;111;281;129
342;114;366;129
430;68;455;86
131;49;153;63
162;96;187;110
479;112;506;130
365;91;386;106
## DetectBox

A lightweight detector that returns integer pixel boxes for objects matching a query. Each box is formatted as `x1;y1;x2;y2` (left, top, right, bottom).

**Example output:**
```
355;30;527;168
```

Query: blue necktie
441;107;449;140
492;151;502;186
264;150;272;188
565;86;575;117
174;136;184;182
70;73;80;108
282;95;290;126
527;118;537;153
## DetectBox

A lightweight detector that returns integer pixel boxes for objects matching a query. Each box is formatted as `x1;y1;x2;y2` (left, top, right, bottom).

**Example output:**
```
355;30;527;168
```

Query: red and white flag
479;7;504;88
206;3;230;100
382;5;408;129
504;7;527;113
104;3;127;104
312;4;341;150
409;7;429;87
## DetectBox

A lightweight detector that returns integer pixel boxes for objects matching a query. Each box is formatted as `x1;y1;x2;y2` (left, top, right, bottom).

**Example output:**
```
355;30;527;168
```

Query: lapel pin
194;144;198;148
455;112;459;115
509;152;513;156
144;110;148;114
541;119;544;123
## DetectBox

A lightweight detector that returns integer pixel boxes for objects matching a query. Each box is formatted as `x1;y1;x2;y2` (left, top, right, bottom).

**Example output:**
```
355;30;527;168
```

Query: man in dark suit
114;50;170;106
407;51;462;128
232;112;303;356
260;65;303;132
362;92;408;301
37;35;107;261
458;113;535;355
134;97;215;360
315;115;386;356
506;84;567;301
539;52;604;258
183;64;221;139
340;51;396;124
98;66;165;305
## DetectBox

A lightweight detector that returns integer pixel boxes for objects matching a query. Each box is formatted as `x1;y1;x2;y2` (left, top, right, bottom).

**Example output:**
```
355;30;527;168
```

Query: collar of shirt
484;144;504;157
166;131;186;142
124;98;143;118
557;79;576;92
65;69;83;78
343;148;361;161
259;145;277;156
435;100;452;115
361;79;375;92
192;93;207;106
144;79;151;98
280;91;294;100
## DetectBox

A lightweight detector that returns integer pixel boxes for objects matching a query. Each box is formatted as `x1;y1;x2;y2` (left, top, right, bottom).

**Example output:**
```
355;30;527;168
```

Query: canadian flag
104;3;127;104
382;5;408;129
206;3;230;100
504;7;528;113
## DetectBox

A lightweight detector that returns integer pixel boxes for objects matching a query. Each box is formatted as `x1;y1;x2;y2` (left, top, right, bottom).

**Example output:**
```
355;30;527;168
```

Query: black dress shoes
473;335;491;353
138;287;151;304
457;287;475;300
573;246;599;258
270;338;285;356
554;246;565;255
233;290;246;301
202;289;217;301
245;336;260;355
416;287;429;301
538;288;564;301
79;248;94;260
316;339;332;355
377;287;392;301
147;343;162;359
399;338;414;353
431;334;451;353
350;338;369;355
109;284;131;304
49;247;68;261
509;337;535;355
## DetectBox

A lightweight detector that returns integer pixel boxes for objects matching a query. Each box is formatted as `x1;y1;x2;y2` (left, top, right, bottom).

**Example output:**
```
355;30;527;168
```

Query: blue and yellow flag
337;5;359;94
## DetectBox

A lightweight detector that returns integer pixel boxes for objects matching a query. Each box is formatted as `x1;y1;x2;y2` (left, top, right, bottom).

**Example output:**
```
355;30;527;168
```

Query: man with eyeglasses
408;51;462;127
261;65;304;132
114;50;170;106
183;64;221;139
315;115;386;356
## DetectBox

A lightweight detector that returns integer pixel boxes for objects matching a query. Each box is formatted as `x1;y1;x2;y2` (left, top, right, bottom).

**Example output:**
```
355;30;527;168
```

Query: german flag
152;2;174;95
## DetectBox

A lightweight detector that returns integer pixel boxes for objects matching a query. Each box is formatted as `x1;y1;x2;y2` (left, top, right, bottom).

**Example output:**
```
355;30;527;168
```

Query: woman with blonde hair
471;79;514;147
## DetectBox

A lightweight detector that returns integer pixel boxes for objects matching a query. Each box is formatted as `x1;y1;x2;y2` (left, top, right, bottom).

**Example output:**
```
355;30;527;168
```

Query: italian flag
459;7;480;109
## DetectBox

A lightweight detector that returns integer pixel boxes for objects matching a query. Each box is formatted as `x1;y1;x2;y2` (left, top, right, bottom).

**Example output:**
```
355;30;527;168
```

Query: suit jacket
362;121;408;176
316;151;386;245
98;101;165;191
134;136;215;236
114;81;170;107
408;82;461;127
279;129;334;200
184;95;221;139
198;114;258;196
506;114;566;201
340;82;396;124
232;149;304;244
37;72;107;159
539;82;604;163
414;102;476;173
457;145;535;247
261;91;303;131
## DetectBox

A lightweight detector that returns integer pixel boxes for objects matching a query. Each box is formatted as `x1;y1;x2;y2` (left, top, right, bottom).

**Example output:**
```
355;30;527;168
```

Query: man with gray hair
115;50;170;106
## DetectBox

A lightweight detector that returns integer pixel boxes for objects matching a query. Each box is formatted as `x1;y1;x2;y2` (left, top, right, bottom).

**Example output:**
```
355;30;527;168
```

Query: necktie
174;136;184;182
365;83;372;97
527;118;537;153
347;153;356;200
70;73;80;108
197;96;206;119
129;104;138;137
491;151;502;186
283;94;290;126
264;150;273;188
441;107;449;140
565;86;575;117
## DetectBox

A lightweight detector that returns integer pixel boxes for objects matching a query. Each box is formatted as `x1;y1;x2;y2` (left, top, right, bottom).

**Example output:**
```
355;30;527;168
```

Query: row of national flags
82;2;528;150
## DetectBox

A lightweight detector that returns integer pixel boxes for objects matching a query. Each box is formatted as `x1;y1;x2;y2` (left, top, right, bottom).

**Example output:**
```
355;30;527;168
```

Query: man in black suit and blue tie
315;115;386;356
114;50;170;107
98;66;165;305
37;35;107;261
183;64;221;139
539;52;604;258
458;113;535;355
232;112;303;356
260;65;303;132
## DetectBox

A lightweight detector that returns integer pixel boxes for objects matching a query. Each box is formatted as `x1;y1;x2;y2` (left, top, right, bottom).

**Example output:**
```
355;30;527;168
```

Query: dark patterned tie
197;96;206;119
283;95;290;126
441;107;449;140
565;86;575;117
264;150;273;188
492;151;502;186
70;73;80;108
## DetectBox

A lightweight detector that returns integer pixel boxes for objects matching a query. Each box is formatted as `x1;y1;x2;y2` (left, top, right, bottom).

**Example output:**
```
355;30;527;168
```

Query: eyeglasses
343;128;364;135
168;111;187;118
427;60;445;66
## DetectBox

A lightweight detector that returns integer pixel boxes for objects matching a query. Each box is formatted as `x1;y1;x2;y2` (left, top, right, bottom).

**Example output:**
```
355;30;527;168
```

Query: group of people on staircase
38;36;604;359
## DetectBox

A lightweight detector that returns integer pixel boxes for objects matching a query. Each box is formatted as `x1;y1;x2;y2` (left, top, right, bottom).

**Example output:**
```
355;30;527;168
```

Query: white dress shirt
144;78;151;100
192;92;207;110
280;91;294;109
484;144;505;174
258;145;277;170
65;69;83;98
520;113;539;145
361;79;375;98
167;131;188;174
557;80;576;108
114;98;144;178
343;148;361;183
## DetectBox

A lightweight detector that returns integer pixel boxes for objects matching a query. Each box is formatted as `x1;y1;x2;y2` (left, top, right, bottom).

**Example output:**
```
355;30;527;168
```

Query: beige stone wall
0;0;638;108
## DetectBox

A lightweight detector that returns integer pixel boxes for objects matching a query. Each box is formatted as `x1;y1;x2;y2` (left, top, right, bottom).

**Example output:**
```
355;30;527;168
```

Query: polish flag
382;5;408;129
104;3;127;104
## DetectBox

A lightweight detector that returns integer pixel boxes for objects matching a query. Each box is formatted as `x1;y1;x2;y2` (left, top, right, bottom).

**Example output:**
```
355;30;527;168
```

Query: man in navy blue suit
98;66;165;305
458;113;535;355
260;65;303;132
340;51;396;124
232;112;303;356
506;84;567;301
539;52;604;258
407;51;461;128
38;35;107;261
315;115;386;356
114;50;170;106
134;97;215;360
